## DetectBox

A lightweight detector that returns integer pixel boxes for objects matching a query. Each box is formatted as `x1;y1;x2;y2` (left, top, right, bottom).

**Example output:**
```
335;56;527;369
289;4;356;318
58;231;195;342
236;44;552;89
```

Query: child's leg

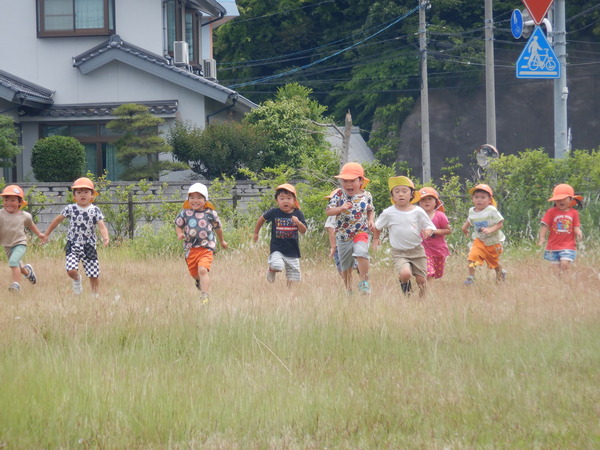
356;256;369;281
89;276;100;293
10;266;21;284
559;259;571;276
415;274;428;296
341;269;353;291
198;266;210;292
398;264;412;283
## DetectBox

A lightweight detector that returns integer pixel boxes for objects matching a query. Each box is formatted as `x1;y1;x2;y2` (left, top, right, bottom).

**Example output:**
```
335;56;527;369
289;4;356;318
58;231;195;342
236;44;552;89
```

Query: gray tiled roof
0;69;54;108
73;35;256;113
22;100;178;118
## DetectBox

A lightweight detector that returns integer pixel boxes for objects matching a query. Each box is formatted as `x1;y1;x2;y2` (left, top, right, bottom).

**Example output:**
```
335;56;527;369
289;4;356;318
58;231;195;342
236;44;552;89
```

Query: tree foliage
31;136;85;182
106;103;187;181
168;120;266;178
0;115;21;167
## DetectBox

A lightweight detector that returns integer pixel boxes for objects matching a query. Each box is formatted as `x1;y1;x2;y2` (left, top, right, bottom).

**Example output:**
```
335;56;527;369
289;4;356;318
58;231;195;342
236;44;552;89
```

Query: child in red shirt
538;184;583;276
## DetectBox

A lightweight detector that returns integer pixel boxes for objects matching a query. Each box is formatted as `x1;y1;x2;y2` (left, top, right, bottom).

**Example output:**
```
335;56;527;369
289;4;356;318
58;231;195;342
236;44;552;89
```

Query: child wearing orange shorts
461;184;506;285
175;183;227;302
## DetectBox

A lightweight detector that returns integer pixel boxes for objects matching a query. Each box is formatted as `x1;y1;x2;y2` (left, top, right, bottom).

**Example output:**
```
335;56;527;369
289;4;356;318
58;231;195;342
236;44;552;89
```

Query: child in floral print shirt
326;162;375;295
175;183;227;302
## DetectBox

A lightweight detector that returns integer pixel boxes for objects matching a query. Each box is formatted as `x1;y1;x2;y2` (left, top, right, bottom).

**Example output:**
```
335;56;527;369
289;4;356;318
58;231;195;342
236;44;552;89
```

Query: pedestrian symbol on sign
516;26;560;79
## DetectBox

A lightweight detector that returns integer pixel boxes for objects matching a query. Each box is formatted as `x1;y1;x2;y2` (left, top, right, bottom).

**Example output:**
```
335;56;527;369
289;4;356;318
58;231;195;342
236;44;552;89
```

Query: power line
227;5;421;89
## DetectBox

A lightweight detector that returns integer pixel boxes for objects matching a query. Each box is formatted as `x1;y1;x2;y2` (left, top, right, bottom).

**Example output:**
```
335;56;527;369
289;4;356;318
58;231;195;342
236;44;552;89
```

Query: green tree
0;115;21;167
242;83;330;169
106;103;187;180
31;136;85;182
168;120;266;178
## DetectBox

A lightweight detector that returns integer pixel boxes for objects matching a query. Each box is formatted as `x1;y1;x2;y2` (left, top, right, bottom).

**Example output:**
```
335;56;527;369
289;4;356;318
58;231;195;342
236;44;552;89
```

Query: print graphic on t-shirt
553;215;572;233
473;220;488;232
274;217;297;239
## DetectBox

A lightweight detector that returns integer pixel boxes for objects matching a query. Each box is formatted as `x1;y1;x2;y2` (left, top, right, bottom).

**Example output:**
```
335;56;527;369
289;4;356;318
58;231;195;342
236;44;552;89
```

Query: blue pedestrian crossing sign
516;26;560;79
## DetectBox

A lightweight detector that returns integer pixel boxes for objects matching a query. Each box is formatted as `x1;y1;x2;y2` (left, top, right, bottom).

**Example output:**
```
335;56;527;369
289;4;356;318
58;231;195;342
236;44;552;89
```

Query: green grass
1;244;599;448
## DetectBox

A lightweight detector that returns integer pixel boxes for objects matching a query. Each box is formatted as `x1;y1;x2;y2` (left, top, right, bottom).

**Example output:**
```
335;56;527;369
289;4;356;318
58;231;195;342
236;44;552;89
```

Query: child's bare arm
326;202;352;216
253;216;266;242
537;224;549;246
367;208;375;231
372;227;382;250
432;224;452;236
175;225;185;240
43;214;66;243
97;220;110;246
574;226;583;241
291;215;307;234
215;227;228;249
481;220;503;234
27;222;44;240
461;220;470;237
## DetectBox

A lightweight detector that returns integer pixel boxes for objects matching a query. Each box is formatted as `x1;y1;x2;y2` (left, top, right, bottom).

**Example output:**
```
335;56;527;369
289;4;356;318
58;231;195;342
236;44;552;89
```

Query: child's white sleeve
324;215;337;228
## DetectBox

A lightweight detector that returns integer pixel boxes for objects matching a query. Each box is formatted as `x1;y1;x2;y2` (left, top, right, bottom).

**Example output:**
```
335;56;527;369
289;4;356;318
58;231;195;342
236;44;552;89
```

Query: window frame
37;0;116;38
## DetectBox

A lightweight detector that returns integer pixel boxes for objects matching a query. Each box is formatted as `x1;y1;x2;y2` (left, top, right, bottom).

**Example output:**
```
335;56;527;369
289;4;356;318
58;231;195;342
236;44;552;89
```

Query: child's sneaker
23;264;37;284
9;282;20;292
199;292;210;304
400;280;412;295
463;275;475;285
72;274;83;295
266;269;276;283
195;279;201;290
498;269;507;283
358;280;371;295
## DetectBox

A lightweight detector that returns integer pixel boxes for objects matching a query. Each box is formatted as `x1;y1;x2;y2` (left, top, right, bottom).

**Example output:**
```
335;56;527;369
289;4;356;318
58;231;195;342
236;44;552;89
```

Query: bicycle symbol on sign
526;36;557;71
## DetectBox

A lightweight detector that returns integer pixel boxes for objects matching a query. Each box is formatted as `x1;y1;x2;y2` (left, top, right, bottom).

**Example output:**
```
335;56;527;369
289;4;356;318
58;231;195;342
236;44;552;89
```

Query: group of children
0;165;584;299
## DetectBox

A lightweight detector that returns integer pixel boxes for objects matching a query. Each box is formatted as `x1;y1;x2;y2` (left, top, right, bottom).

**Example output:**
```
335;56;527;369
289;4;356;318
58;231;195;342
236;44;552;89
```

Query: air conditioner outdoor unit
203;58;217;80
173;41;189;66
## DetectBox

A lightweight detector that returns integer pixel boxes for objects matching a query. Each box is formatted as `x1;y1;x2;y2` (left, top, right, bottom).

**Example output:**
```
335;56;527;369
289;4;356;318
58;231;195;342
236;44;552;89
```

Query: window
37;0;115;37
165;0;201;65
41;122;125;180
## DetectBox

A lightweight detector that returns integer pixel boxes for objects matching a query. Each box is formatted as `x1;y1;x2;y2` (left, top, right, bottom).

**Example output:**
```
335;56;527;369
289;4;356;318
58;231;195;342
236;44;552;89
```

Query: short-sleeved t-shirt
61;204;105;246
262;208;307;258
421;209;450;257
541;206;580;250
326;189;374;242
174;208;222;253
375;205;436;250
467;205;505;245
0;209;33;248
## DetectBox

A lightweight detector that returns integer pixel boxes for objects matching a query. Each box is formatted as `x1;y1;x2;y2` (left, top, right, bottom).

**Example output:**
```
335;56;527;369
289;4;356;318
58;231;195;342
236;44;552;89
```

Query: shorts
268;251;301;282
186;246;215;278
5;245;26;268
337;233;369;272
65;242;100;278
467;238;503;269
544;249;576;263
426;255;447;279
391;245;428;279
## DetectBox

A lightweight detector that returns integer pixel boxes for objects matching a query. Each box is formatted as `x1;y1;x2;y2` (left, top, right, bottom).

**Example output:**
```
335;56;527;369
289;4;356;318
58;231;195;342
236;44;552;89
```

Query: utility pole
341;110;352;167
553;0;568;158
484;0;497;148
419;0;431;183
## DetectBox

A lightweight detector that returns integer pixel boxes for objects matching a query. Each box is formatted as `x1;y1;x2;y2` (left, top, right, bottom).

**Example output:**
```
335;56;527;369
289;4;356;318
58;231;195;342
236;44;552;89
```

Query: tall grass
1;244;599;448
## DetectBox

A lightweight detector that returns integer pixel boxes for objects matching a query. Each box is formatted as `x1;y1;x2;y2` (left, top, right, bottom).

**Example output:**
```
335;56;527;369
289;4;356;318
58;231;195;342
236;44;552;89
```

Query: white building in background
0;0;255;182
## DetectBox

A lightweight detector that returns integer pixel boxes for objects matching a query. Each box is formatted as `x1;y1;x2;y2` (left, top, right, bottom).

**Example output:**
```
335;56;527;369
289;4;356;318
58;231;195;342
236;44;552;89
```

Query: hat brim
334;175;370;189
183;200;215;210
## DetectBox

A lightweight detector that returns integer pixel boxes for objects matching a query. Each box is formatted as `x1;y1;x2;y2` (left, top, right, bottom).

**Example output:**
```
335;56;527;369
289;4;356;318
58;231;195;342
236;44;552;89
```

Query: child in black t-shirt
253;183;307;286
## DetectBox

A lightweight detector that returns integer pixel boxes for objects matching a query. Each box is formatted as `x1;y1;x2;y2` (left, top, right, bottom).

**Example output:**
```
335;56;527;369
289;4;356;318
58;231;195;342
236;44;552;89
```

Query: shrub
31;136;85;182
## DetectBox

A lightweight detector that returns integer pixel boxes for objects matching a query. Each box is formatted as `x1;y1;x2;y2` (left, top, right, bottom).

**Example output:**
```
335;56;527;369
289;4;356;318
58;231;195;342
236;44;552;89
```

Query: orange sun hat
70;177;99;201
275;183;300;210
0;185;28;208
418;186;445;212
468;183;497;207
548;183;583;206
334;162;370;189
324;188;341;199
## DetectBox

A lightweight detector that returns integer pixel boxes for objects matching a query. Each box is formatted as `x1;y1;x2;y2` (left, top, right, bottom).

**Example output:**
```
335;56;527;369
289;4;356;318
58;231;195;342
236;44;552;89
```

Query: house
0;0;256;182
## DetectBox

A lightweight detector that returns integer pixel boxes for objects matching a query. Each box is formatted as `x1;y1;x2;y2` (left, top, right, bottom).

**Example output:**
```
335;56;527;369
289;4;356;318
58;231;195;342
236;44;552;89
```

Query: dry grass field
1;243;600;448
